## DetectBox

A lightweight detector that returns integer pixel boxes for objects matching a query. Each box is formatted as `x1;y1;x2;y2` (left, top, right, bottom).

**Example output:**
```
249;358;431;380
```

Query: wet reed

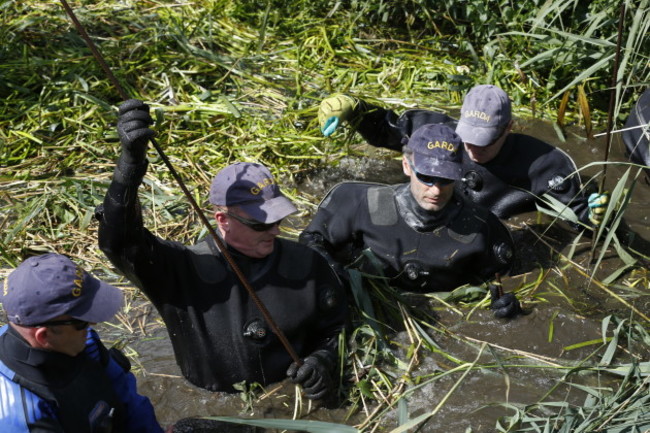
2;1;649;431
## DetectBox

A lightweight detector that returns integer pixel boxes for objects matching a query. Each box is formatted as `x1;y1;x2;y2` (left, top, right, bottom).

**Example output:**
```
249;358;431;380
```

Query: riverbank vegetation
2;0;649;431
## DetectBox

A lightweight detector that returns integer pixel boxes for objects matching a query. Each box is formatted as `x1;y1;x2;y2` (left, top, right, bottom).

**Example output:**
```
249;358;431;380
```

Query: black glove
117;99;155;164
489;285;522;319
286;350;334;400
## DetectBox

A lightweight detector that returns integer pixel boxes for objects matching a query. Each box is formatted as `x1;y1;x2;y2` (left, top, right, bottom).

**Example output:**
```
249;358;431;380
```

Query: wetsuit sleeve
96;150;157;289
304;254;349;372
351;100;457;151
298;232;349;287
527;141;592;228
96;150;204;309
477;213;515;282
97;100;186;293
86;331;163;433
299;183;365;283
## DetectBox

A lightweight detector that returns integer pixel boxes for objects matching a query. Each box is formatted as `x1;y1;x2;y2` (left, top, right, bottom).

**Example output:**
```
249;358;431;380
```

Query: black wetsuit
299;182;514;292
623;88;650;178
96;161;347;393
349;101;591;226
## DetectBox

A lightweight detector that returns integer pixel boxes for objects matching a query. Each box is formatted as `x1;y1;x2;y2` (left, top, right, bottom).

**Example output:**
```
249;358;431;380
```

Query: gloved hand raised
117;99;155;164
318;94;357;137
588;191;609;227
489;285;522;319
286;350;334;400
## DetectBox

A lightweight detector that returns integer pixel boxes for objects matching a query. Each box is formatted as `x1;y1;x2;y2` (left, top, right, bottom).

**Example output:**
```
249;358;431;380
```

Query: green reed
1;1;649;431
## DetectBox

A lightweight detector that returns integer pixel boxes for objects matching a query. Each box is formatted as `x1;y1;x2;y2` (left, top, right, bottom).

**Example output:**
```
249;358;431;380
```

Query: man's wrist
114;154;148;186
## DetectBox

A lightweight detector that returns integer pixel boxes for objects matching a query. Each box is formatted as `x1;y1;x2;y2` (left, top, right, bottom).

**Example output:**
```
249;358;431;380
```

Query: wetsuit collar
394;183;462;232
206;233;276;279
0;325;83;386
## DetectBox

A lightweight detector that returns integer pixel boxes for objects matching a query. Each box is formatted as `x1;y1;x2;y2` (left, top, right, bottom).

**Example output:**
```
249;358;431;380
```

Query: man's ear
402;156;412;177
33;327;50;346
214;210;228;231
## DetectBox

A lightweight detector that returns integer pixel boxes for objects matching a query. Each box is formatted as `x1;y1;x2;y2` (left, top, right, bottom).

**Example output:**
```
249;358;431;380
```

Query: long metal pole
588;2;627;264
599;1;626;193
59;0;301;365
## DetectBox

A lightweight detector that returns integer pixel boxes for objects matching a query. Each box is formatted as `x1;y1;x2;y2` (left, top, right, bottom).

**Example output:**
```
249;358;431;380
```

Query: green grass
1;0;649;431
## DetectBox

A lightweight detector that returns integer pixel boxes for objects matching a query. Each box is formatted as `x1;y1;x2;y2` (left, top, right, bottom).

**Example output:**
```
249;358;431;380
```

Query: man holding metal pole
95;99;348;400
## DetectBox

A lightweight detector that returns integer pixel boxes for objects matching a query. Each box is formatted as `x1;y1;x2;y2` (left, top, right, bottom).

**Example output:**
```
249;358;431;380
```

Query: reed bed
1;1;649;431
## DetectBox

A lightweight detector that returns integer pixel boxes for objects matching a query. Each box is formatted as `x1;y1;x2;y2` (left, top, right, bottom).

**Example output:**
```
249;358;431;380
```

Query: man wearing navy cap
0;253;163;433
317;84;609;229
300;123;515;298
96;100;347;400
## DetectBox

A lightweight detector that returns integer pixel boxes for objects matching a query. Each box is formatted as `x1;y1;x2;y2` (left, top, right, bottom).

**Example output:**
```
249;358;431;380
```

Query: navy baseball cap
1;253;124;326
455;84;512;147
209;162;297;223
406;124;463;181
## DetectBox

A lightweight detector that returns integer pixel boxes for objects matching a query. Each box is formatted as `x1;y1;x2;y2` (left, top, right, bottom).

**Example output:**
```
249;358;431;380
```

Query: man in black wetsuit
317;84;609;229
300;123;515;302
96;100;348;400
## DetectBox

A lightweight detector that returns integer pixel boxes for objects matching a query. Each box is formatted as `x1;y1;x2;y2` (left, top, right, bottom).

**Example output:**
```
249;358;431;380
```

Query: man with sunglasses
318;84;607;229
0;253;163;433
300;123;515;295
96;100;347;400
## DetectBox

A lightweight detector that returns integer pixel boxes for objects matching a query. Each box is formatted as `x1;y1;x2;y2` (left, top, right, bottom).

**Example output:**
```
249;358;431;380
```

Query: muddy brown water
100;119;650;432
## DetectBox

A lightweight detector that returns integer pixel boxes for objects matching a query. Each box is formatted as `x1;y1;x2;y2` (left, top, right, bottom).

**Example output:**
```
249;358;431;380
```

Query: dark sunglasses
408;160;455;187
226;212;281;232
414;172;455;187
31;318;90;331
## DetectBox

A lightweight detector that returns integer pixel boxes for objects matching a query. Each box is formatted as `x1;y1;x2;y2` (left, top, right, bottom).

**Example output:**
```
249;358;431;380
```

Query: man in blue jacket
0;253;163;433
